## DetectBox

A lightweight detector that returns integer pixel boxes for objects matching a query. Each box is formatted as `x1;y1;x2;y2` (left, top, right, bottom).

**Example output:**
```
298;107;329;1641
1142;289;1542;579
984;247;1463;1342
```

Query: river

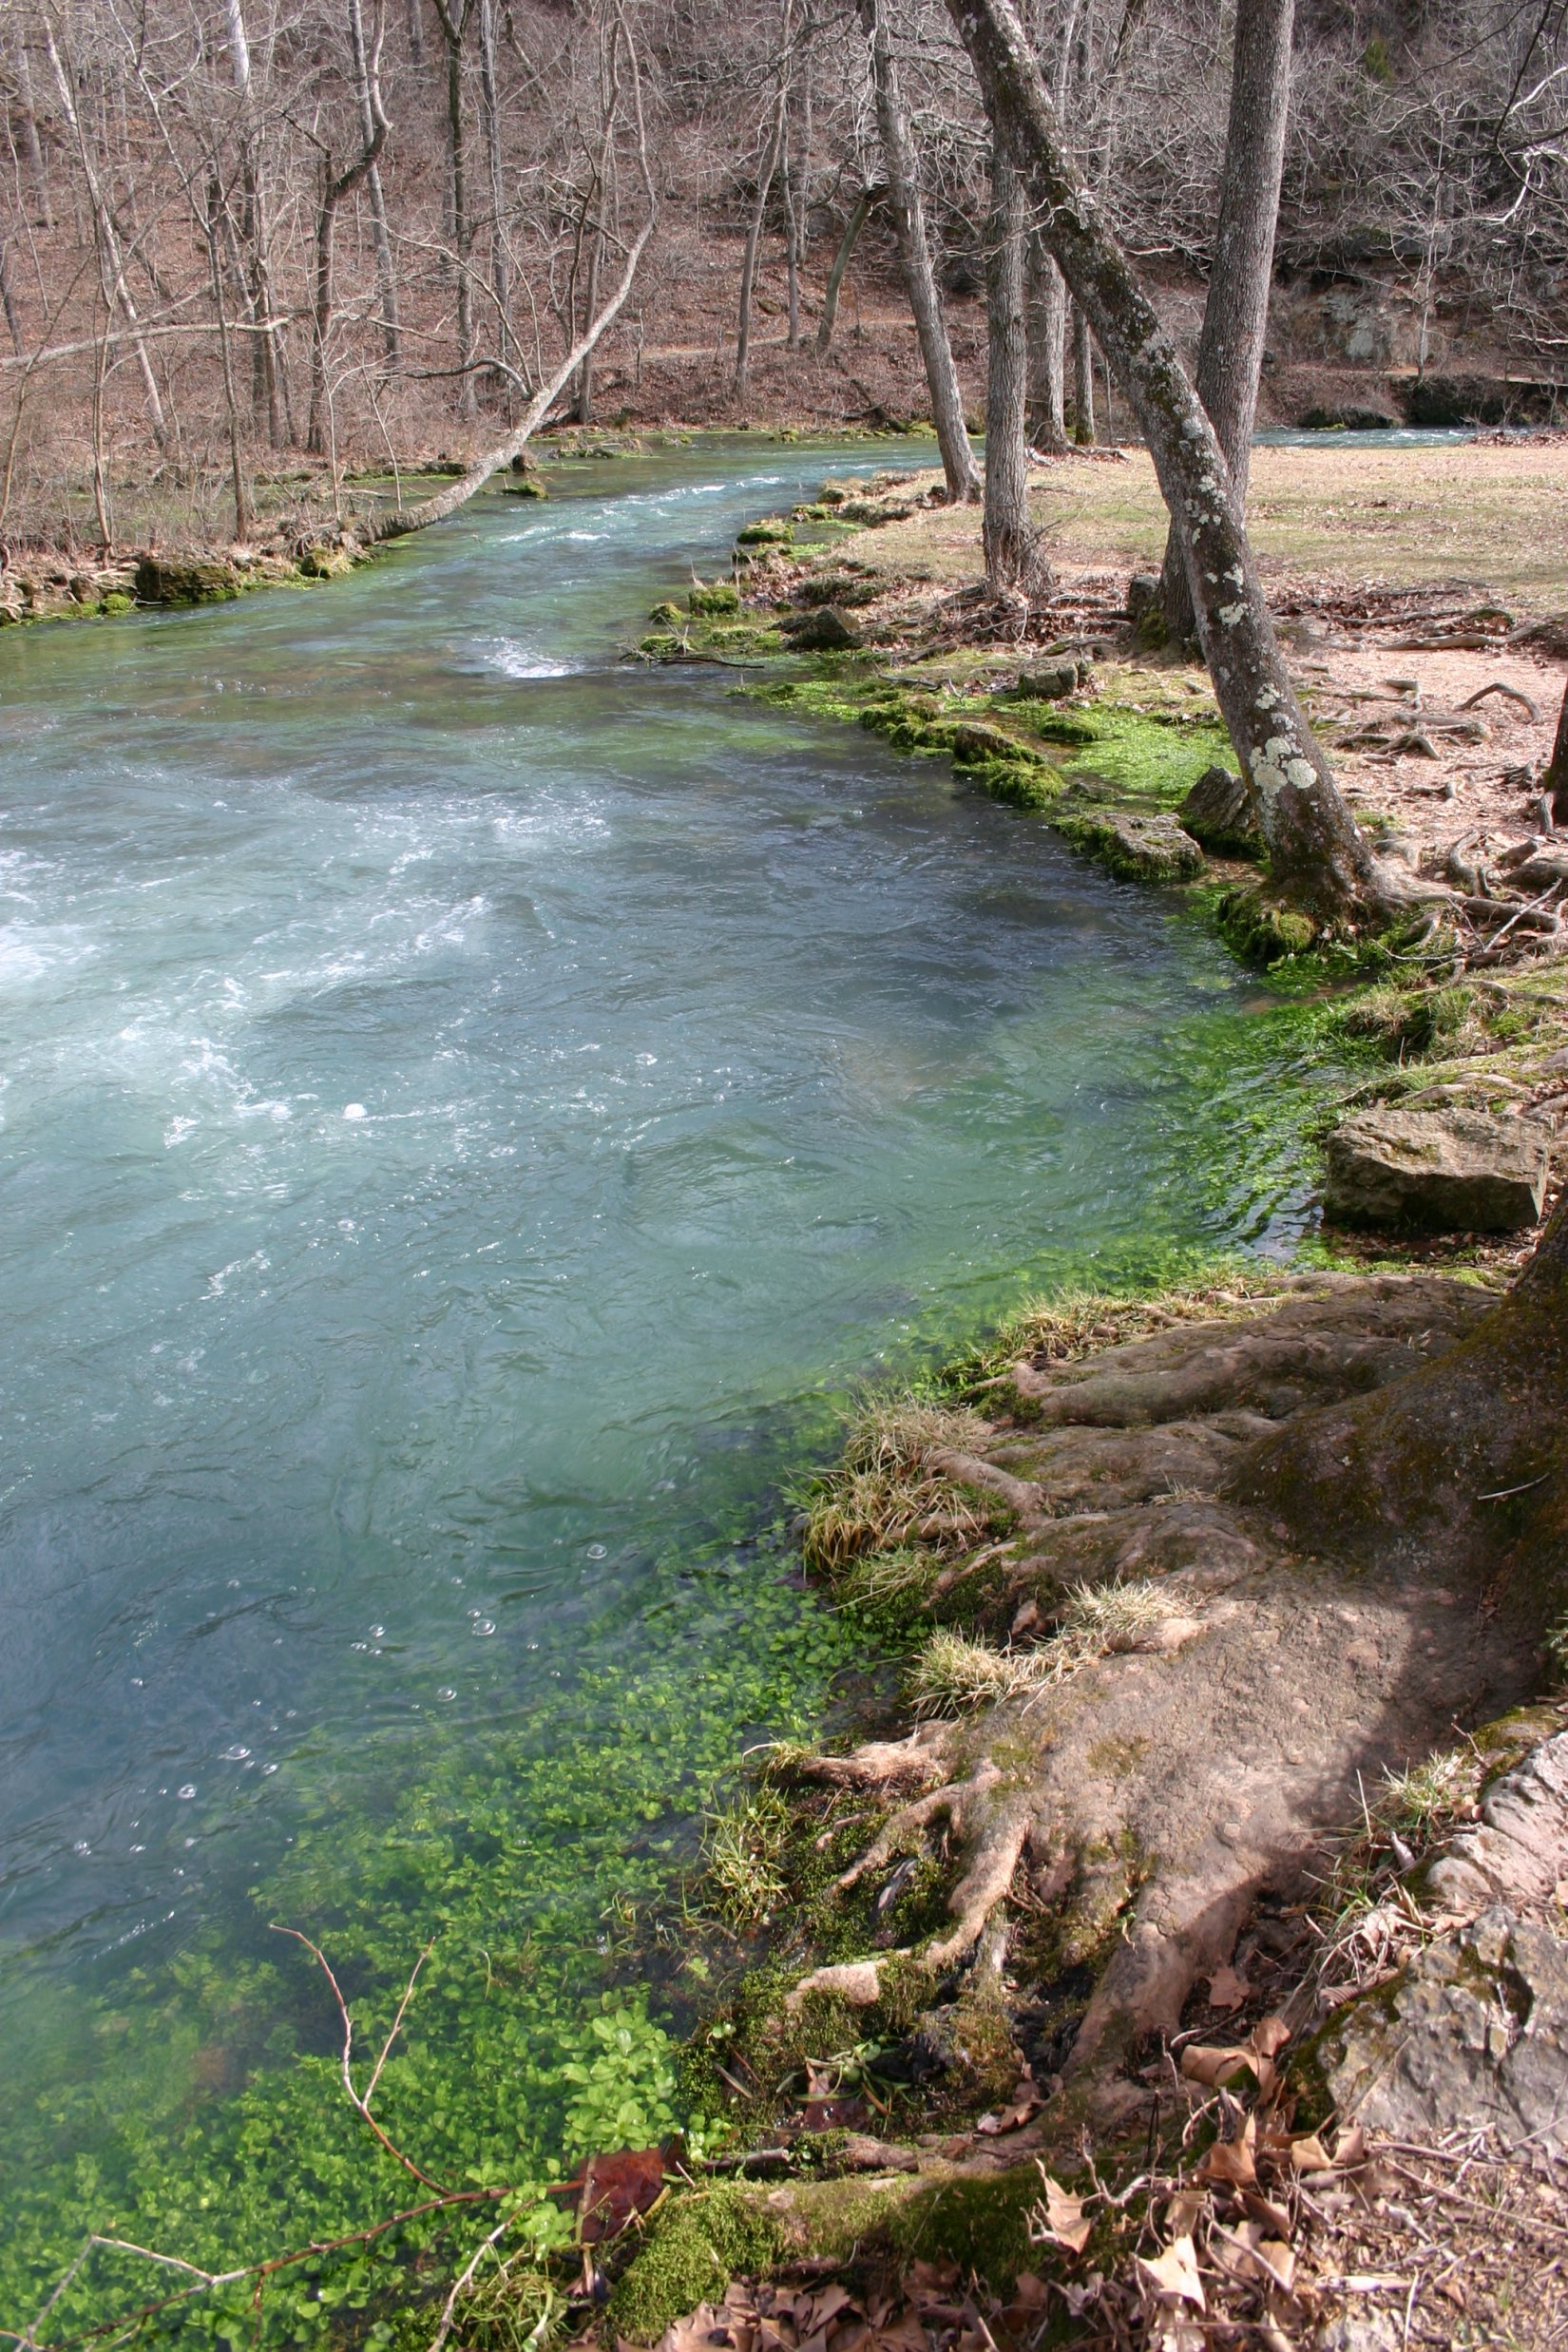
0;441;1333;2326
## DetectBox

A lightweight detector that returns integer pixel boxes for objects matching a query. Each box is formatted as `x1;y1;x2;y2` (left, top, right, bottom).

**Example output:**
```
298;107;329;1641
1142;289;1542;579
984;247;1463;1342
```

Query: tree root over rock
782;1264;1567;2134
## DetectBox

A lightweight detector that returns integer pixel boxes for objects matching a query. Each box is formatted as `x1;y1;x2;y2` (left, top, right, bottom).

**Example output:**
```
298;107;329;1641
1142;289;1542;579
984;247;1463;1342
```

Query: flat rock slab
1057;805;1205;884
1323;1106;1549;1232
1322;1906;1568;2156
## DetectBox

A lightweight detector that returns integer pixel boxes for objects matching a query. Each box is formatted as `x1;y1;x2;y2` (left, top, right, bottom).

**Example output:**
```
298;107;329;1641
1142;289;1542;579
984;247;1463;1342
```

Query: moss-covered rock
1053;803;1205;884
608;2186;786;2343
298;542;355;580
736;516;794;548
99;592;135;617
1216;884;1320;965
133;556;243;605
688;580;741;617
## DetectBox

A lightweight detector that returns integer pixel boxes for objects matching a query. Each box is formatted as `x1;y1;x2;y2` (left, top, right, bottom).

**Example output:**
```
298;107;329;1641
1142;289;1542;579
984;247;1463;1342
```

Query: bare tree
857;0;979;502
305;16;390;455
1160;0;1295;639
736;3;793;400
982;137;1042;594
945;0;1392;925
815;182;881;352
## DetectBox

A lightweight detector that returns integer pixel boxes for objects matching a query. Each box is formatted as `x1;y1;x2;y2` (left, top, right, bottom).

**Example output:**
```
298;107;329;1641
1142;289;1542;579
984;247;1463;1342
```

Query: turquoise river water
0;443;1335;2332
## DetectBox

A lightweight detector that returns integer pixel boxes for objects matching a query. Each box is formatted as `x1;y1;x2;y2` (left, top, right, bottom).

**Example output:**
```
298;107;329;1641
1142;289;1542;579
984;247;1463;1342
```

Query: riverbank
560;447;1568;2347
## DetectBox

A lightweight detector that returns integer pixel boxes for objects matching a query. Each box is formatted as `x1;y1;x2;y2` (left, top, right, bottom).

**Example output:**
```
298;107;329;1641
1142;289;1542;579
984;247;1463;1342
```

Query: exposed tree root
783;1266;1561;2131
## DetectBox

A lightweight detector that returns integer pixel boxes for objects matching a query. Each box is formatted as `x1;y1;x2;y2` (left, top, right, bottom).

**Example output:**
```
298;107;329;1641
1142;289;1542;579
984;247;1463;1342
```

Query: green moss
1058;707;1231;804
888;2166;1040;2285
688;581;741;617
99;591;135;616
608;2188;786;2342
1215;884;1319;966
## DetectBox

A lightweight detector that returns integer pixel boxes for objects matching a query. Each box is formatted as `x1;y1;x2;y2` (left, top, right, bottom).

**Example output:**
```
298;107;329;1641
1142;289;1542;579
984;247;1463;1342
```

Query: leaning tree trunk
369;203;655;542
816;185;880;352
1160;0;1296;641
944;0;1390;925
982;142;1043;596
1024;239;1067;451
858;0;980;503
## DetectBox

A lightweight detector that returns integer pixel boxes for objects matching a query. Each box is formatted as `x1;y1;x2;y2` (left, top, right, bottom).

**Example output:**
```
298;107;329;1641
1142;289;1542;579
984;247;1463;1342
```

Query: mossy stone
99;592;134;616
688;581;741;617
607;2187;785;2343
133;556;242;605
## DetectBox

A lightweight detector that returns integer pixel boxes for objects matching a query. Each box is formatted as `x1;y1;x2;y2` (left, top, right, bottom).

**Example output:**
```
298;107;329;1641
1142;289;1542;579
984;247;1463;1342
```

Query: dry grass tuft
703;1788;792;1927
983;1274;1292;1384
908;1580;1174;1714
801;1394;999;1572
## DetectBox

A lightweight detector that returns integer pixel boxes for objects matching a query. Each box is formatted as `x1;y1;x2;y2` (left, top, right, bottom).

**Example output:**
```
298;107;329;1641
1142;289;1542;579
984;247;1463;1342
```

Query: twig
426;2210;515;2352
270;1926;449;2190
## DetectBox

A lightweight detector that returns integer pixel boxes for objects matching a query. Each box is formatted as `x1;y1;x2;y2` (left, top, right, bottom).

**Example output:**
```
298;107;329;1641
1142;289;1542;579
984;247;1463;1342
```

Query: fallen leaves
1178;2012;1291;2093
1033;2170;1092;2255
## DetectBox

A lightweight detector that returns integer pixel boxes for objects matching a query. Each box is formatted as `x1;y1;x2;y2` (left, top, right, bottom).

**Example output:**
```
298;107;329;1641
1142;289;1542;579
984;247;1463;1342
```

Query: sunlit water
1;442;1334;2314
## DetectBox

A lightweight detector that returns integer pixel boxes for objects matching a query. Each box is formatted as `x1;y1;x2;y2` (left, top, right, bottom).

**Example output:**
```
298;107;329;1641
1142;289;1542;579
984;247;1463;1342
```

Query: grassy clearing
839;445;1568;611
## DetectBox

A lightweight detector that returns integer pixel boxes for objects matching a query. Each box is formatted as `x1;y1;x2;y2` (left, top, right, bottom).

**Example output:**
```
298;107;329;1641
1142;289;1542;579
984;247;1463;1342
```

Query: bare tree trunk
477;0;508;380
1160;0;1295;639
944;0;1391;925
433;0;476;418
14;42;53;231
1543;676;1568;825
816;185;878;353
0;241;22;356
576;207;602;423
857;0;979;503
982;142;1043;595
1024;238;1067;450
1070;297;1094;442
41;18;167;446
736;71;788;400
350;0;401;369
408;0;426;67
206;209;252;540
306;99;388;455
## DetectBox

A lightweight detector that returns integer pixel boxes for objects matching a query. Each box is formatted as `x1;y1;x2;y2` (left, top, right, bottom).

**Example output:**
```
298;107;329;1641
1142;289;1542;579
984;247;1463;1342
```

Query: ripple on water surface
0;443;1334;2322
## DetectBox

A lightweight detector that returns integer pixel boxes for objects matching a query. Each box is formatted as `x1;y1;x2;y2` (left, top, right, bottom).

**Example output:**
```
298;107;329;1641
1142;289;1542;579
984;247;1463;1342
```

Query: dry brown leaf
1240;2188;1292;2237
1254;2239;1297;2293
1205;1961;1251;2013
976;2097;1038;2135
1036;2170;1093;2255
1179;2042;1254;2088
1163;2189;1206;2239
1251;2016;1291;2060
1197;2113;1257;2188
1135;2236;1206;2311
1009;2273;1047;2310
1334;2124;1367;2170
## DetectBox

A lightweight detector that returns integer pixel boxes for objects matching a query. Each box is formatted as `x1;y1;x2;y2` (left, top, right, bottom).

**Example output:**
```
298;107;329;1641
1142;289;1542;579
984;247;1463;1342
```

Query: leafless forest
2;0;1566;556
